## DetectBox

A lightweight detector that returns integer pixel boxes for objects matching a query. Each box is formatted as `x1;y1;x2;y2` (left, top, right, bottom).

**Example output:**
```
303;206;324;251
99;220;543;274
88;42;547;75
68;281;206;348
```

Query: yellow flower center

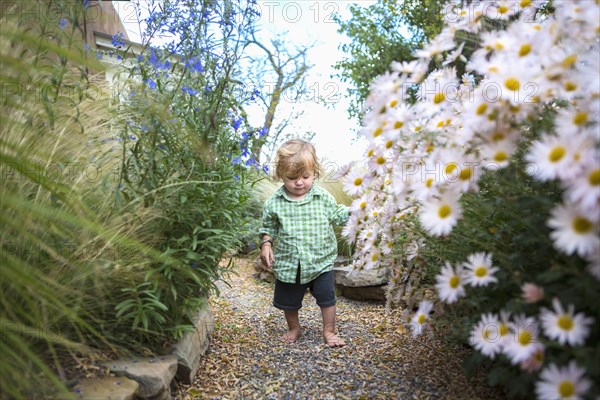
359;201;367;209
425;178;434;188
519;44;531;57
573;111;588;126
498;5;509;14
548;146;566;163
559;381;575;398
371;253;378;262
437;120;444;128
518;330;533;346
492;131;505;141
564;81;577;91
572;216;592;234
562;54;577;68
459;168;472;181
414;125;422;132
476;103;488;115
433;92;446;104
376;156;385;165
426;144;434;153
394;121;404;129
374;127;383;137
445;163;458;175
474;266;487;277
520;0;531;7
354;177;363;186
505;78;520;91
500;323;509;336
438;204;451;219
494;151;508;162
386;140;393;149
390;99;398;107
449;275;460;288
557;315;574;331
589;169;600;186
367;149;374;157
483;328;492;341
417;314;427;324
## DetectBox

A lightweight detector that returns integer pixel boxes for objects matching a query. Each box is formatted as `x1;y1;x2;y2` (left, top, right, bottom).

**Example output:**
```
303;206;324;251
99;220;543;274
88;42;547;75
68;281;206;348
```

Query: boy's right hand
260;245;275;271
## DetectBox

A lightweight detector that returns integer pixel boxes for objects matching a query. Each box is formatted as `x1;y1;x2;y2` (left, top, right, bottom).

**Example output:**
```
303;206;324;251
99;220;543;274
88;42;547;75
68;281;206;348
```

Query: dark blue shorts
273;266;336;311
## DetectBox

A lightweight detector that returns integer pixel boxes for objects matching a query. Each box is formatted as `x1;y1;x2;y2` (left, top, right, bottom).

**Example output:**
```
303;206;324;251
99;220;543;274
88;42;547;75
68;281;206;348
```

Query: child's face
283;171;314;199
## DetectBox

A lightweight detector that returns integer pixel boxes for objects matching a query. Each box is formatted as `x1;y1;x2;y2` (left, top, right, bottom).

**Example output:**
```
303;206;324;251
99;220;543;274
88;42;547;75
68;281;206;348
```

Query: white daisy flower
463;252;499;287
564;163;600;213
481;138;518;170
539;298;594;346
520;347;545;373
409;300;434;337
414;28;456;59
547;201;600;258
585;245;600;281
419;190;463;236
484;0;520;20
435;261;467;304
342;214;361;243
502;314;543;365
364;248;381;270
525;131;590;182
535;361;592;400
469;313;509;359
343;168;369;197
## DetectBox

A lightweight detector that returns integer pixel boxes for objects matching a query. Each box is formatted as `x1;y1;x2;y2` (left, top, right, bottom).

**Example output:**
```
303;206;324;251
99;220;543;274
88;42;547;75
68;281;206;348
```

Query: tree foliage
333;0;447;120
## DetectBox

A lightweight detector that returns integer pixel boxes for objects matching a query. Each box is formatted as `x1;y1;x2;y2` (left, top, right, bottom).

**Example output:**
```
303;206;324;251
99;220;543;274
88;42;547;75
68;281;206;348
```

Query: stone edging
73;304;214;400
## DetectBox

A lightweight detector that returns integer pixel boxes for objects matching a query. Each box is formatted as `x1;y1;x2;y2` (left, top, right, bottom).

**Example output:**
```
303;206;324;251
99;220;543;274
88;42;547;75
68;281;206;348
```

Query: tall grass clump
1;0;265;397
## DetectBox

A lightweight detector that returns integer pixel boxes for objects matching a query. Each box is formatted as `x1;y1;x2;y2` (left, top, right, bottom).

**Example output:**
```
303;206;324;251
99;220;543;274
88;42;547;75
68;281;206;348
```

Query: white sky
113;0;375;167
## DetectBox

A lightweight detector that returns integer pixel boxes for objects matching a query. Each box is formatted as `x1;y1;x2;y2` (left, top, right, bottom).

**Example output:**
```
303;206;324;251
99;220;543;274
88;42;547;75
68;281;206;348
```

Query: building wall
84;0;130;48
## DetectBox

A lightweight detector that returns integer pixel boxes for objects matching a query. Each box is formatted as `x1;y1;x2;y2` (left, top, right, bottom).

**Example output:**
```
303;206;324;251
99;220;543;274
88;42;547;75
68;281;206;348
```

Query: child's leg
321;305;345;347
282;309;301;343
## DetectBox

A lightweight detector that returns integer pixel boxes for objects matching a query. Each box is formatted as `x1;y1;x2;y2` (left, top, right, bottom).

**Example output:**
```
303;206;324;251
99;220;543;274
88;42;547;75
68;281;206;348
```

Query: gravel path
175;258;506;400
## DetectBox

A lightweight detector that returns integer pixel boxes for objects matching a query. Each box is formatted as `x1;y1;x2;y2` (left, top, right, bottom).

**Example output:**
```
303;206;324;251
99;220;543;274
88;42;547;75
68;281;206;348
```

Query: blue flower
250;88;260;100
262;164;269;174
83;43;90;52
129;135;137;140
232;117;243;131
82;0;90;9
96;51;103;60
185;57;204;73
137;54;144;62
144;78;157;90
59;18;67;30
181;86;198;96
111;32;125;48
232;157;241;165
204;85;212;93
257;127;268;137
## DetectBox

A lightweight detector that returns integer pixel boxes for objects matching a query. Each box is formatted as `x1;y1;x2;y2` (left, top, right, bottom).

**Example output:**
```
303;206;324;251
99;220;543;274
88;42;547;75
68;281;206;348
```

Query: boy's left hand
260;245;275;271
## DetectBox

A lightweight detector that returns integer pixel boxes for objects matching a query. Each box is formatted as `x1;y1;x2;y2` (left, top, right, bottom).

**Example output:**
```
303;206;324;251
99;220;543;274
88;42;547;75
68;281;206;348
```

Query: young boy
259;139;349;347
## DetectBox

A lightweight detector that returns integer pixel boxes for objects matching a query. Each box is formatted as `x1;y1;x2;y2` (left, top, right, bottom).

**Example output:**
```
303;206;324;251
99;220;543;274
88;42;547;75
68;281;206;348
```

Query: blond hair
274;139;321;180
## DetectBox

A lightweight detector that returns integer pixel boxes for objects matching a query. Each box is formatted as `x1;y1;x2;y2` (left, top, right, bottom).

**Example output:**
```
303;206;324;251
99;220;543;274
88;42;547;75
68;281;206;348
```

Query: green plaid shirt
259;185;349;284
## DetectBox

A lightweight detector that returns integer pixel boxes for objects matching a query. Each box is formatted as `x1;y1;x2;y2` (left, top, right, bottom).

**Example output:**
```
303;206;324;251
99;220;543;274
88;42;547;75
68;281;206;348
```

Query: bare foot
281;328;301;343
324;332;346;347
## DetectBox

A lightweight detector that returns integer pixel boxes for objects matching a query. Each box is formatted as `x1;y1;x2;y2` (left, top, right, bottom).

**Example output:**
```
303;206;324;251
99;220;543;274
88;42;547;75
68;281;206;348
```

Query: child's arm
259;235;275;270
259;201;278;270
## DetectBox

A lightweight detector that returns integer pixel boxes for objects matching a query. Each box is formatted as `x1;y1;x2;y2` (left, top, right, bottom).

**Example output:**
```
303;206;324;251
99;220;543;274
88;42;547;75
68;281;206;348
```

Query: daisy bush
343;1;599;398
